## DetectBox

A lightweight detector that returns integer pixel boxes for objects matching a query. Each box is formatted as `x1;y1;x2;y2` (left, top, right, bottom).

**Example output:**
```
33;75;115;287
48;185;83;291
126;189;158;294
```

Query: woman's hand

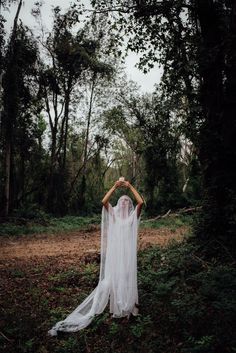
124;181;131;188
114;180;130;188
114;180;122;188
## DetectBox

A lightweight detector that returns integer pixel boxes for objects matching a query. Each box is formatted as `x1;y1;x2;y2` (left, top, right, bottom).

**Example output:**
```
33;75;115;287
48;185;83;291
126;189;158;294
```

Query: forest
0;1;236;353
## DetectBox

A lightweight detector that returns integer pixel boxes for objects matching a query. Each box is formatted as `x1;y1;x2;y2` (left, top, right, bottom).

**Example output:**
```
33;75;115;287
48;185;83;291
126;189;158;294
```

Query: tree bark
83;73;96;175
78;73;96;210
2;0;23;216
196;0;236;250
62;76;73;170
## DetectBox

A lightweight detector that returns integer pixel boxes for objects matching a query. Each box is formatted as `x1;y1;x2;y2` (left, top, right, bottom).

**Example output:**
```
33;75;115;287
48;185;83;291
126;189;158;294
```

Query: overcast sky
3;0;162;92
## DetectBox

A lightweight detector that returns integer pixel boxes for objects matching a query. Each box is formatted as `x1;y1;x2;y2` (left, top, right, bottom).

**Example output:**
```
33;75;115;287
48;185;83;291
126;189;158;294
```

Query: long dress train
48;195;140;336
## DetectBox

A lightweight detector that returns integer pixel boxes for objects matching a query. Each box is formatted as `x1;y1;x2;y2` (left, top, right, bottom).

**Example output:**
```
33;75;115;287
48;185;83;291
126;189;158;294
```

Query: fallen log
142;206;202;222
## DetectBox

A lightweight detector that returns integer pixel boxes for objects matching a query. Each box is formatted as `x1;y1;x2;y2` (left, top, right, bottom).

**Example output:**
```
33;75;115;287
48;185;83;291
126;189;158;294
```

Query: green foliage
135;240;236;352
12;204;50;221
108;321;120;335
50;215;100;231
10;269;25;278
47;236;236;353
54;337;78;353
92;0;236;251
141;214;193;229
130;315;152;338
49;265;99;296
0;1;203;220
90;312;109;332
62;240;235;353
1;233;235;353
0;214;100;236
49;307;69;323
0;208;193;237
101;89;202;216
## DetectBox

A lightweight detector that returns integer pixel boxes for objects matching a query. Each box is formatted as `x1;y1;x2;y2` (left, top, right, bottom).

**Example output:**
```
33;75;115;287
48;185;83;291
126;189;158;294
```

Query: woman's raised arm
102;180;122;210
125;181;144;218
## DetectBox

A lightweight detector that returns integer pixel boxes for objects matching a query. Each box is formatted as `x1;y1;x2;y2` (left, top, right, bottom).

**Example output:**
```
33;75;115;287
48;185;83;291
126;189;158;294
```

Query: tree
1;0;23;216
91;0;236;251
1;21;44;215
101;81;189;214
194;0;236;250
37;7;113;213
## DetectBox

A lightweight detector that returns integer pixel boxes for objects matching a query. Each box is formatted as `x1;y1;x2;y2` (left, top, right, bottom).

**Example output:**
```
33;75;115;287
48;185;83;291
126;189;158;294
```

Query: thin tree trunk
4;143;10;215
48;127;57;211
62;77;72;170
77;73;96;210
2;0;23;216
18;150;25;206
83;73;96;175
45;87;59;212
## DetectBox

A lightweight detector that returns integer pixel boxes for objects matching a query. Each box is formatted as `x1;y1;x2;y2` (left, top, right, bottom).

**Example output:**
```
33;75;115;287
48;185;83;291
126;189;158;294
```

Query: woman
48;178;143;336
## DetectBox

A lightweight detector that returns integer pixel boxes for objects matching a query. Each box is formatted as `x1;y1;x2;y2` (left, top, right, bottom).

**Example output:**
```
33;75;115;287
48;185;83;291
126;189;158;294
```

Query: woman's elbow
102;199;108;207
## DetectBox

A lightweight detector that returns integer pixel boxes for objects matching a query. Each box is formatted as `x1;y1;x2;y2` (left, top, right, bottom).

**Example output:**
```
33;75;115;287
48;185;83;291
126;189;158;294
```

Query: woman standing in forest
49;178;144;336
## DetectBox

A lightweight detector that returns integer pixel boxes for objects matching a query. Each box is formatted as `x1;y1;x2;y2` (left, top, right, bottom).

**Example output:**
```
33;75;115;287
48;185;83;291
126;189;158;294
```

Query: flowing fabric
48;195;140;336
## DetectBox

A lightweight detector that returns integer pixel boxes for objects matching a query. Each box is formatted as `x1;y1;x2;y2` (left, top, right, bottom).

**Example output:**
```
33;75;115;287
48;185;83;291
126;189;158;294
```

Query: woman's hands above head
114;180;130;188
103;179;131;210
103;178;143;217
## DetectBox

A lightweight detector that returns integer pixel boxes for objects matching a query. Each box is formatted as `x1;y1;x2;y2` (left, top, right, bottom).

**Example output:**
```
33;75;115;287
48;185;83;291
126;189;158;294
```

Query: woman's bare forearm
102;180;124;207
127;182;144;218
102;184;117;206
128;183;144;205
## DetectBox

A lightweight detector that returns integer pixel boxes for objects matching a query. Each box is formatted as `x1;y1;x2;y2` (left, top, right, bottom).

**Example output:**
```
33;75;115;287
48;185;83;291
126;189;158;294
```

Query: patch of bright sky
3;0;162;93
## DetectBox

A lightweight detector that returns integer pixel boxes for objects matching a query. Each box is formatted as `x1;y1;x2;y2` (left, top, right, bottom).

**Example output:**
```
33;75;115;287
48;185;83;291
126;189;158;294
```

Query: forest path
0;225;189;266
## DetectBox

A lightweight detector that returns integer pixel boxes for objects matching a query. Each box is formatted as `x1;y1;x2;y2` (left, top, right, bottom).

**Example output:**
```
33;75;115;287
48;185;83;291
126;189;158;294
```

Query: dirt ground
0;225;189;352
0;226;188;266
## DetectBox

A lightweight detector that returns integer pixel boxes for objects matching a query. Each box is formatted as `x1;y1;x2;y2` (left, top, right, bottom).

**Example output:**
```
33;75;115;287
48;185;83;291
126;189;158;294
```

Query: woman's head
116;195;134;219
120;195;130;208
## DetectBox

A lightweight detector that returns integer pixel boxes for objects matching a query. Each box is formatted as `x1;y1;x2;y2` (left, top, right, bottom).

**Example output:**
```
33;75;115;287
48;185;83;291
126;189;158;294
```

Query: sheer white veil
48;194;139;336
113;195;134;219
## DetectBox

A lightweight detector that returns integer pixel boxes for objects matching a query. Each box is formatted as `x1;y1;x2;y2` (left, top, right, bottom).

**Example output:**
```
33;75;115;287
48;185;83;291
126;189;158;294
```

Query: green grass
71;240;235;352
0;215;101;236
49;265;99;288
0;208;193;237
141;214;193;230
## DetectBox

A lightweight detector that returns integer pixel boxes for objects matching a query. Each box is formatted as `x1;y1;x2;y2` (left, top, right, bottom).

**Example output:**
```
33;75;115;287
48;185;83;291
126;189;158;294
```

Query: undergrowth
1;235;235;353
0;215;101;236
141;214;193;230
0;213;192;236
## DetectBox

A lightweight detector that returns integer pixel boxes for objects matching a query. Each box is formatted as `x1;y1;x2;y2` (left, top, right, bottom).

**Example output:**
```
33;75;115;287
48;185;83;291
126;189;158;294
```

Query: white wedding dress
48;195;140;336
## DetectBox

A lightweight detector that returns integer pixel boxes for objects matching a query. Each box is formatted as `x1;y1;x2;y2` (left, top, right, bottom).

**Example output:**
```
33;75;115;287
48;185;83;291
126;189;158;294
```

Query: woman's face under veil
116;195;134;219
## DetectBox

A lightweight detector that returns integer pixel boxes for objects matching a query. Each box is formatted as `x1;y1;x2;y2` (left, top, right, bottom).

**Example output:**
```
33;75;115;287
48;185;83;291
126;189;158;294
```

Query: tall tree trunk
196;0;236;251
48;127;57;212
62;77;72;170
2;0;23;216
18;150;25;207
83;73;96;175
78;73;96;210
58;79;72;214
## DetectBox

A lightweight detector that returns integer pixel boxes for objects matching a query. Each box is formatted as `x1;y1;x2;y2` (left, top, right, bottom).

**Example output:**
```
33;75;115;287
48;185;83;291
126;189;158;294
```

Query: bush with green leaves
55;239;235;353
